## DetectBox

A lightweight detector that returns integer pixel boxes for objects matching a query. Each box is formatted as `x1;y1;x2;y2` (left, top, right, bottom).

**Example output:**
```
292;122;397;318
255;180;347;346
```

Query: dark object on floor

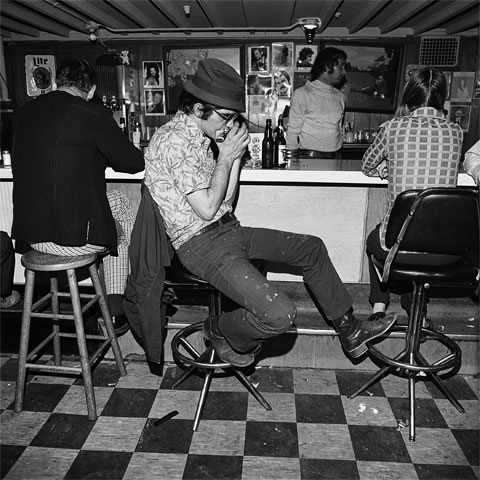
111;314;130;336
154;410;179;426
350;187;479;441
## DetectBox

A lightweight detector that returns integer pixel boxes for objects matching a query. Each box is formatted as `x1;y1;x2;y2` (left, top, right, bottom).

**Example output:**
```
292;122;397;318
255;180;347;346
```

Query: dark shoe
332;310;397;358
203;315;257;367
111;314;130;336
148;360;164;377
0;290;21;309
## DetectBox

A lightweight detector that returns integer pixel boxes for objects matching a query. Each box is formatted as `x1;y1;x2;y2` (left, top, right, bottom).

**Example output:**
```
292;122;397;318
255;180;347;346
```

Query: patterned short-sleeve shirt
362;107;463;250
144;112;231;249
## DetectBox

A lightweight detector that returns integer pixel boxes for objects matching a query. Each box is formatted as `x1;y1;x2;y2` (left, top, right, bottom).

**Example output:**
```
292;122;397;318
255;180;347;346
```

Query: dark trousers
177;219;352;352
366;226;413;314
0;231;15;298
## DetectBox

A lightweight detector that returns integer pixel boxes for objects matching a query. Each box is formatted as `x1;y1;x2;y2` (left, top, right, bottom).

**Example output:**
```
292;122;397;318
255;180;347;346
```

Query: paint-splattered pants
177;217;352;352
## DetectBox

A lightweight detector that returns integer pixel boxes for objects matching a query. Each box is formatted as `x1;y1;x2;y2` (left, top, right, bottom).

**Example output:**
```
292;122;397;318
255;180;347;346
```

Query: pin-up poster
25;55;56;97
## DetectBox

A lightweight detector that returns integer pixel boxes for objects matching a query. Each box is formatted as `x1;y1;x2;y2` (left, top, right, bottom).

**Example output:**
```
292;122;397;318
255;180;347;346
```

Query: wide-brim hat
183;58;245;112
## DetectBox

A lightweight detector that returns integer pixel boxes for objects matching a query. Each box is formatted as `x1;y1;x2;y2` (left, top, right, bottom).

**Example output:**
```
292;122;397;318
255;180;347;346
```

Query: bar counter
0;159;475;284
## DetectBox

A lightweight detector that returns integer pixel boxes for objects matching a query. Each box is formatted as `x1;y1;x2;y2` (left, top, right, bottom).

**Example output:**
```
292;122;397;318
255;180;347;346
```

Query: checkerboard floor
1;354;478;480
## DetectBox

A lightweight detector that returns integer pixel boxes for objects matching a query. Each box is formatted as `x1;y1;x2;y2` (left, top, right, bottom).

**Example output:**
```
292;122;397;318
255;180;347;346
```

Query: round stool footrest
171;322;232;369
368;325;461;373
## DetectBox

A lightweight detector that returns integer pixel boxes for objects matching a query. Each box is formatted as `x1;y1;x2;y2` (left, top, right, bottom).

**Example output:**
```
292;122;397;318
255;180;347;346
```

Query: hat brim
184;79;245;112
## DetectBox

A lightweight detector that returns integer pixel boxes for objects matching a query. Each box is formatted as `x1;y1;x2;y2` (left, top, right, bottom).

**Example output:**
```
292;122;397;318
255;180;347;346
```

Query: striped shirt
362;107;463;250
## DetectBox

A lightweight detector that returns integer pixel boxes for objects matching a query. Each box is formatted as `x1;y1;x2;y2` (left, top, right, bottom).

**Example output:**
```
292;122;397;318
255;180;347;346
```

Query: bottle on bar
102;95;110;109
262;119;274;169
110;95;120;111
119;117;128;136
274;118;287;168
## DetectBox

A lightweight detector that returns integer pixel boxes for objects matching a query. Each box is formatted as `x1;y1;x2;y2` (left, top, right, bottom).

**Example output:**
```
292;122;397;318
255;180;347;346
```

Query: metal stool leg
14;269;36;414
193;348;216;431
67;268;97;421
89;263;127;376
231;368;272;411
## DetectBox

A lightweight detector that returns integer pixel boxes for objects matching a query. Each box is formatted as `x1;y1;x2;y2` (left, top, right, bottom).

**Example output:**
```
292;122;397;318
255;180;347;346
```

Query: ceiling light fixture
300;17;321;44
86;21;99;42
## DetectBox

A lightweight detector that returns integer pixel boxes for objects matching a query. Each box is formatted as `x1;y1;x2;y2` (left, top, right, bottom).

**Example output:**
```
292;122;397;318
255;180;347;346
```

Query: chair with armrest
166;253;272;431
349;187;479;441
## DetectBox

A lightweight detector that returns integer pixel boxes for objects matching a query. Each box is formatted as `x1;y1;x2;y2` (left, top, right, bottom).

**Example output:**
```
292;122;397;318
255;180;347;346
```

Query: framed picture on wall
272;43;293;70
449;104;471;131
145;89;165;116
143;61;164;88
450;71;474;102
322;41;403;112
295;45;317;71
248;46;269;73
166;46;243;113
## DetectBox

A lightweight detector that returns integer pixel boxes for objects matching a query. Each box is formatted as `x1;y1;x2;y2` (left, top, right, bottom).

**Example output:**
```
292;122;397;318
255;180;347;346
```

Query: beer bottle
274;118;287;168
262;119;274;169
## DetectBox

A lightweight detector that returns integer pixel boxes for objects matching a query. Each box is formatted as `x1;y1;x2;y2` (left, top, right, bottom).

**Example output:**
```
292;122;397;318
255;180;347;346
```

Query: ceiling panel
1;0;478;40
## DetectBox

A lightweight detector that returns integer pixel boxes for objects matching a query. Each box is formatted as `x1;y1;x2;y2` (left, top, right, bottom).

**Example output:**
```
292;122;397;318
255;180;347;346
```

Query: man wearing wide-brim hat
144;58;396;368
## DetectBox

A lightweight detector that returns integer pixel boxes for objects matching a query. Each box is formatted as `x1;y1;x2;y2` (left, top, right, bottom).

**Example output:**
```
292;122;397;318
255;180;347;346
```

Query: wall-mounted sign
25;55;56;97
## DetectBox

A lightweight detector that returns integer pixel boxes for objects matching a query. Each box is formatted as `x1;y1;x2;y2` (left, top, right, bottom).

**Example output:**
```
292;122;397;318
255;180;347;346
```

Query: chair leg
50;275;61;366
231;368;272;411
89;263;127;377
14;269;35;414
67;268;97;421
192;348;216;431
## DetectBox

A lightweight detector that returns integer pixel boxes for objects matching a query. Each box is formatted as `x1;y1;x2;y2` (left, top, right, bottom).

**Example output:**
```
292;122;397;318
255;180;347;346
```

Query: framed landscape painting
166;46;243;113
323;41;403;112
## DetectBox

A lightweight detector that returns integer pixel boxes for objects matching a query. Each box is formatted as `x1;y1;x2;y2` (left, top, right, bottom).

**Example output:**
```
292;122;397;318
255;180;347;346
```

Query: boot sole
347;314;397;358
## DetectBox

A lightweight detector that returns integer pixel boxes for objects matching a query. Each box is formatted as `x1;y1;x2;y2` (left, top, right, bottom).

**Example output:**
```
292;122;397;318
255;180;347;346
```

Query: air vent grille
419;36;460;67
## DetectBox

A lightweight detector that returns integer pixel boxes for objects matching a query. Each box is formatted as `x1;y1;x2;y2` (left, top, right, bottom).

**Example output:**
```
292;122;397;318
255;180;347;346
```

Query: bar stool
349;188;479;441
14;250;127;421
166;254;272;431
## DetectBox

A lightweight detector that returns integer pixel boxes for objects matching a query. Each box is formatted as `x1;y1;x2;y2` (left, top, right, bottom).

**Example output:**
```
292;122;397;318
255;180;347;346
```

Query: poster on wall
25;55;56;97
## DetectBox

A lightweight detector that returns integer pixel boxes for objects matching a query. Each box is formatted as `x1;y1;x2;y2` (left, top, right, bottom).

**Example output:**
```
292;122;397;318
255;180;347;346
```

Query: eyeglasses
213;109;239;123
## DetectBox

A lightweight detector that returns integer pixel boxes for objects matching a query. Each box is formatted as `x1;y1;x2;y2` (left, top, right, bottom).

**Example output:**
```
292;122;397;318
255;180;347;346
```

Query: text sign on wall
25;55;56;97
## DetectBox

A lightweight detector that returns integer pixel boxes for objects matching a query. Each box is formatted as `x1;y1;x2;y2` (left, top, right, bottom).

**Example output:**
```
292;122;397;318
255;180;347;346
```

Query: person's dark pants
366;225;414;315
0;231;15;298
177;218;352;352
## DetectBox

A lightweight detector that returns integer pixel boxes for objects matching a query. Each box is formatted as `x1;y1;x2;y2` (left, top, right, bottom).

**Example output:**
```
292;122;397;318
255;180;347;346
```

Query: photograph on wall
248;46;269;73
450;71;474;102
295;45;317;71
272;43;293;70
145;89;165;116
248;95;276;115
474;71;480;99
323;42;403;112
442;71;452;100
25;54;56;97
143;61;164;88
247;74;272;95
269;70;292;98
449;104;471;132
166;46;242;113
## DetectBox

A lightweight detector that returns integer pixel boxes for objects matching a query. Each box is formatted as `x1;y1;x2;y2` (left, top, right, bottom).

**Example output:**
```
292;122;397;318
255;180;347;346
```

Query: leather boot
332;309;397;358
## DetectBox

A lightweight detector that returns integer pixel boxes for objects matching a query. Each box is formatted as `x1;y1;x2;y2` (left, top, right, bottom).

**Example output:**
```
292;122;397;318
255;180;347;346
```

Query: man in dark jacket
11;57;144;333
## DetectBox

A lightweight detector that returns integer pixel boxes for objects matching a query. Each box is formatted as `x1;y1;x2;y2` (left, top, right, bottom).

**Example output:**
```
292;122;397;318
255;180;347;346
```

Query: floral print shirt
144;111;231;249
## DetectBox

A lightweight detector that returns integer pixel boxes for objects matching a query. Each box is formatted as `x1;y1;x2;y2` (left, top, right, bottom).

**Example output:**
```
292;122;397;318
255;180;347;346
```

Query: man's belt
194;212;237;237
298;149;341;159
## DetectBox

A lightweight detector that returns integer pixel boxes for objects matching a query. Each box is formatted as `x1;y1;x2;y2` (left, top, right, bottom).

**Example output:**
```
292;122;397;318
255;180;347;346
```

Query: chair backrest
385;188;479;266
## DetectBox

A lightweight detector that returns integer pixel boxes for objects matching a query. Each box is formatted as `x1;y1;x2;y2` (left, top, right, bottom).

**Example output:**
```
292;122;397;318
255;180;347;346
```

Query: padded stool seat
14;250;127;421
166;255;271;431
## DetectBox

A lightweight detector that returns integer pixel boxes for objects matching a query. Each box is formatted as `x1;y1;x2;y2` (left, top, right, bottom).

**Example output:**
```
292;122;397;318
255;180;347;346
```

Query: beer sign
25;55;56;97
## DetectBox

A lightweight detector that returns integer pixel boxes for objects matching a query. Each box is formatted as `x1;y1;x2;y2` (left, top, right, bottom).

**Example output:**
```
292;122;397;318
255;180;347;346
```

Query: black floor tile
201;391;249;421
16;382;70;412
388;397;449;429
451;429;480;466
136;418;194;454
295;393;347;424
74;361;123;387
335;370;386;397
160;365;208;391
183;454;243;480
415;463;478;480
0;444;26;479
424;375;479;401
64;450;132;479
244;421;299;457
349;425;411;463
101;388;157;417
30;413;95;449
249;367;295;393
299;458;360;480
